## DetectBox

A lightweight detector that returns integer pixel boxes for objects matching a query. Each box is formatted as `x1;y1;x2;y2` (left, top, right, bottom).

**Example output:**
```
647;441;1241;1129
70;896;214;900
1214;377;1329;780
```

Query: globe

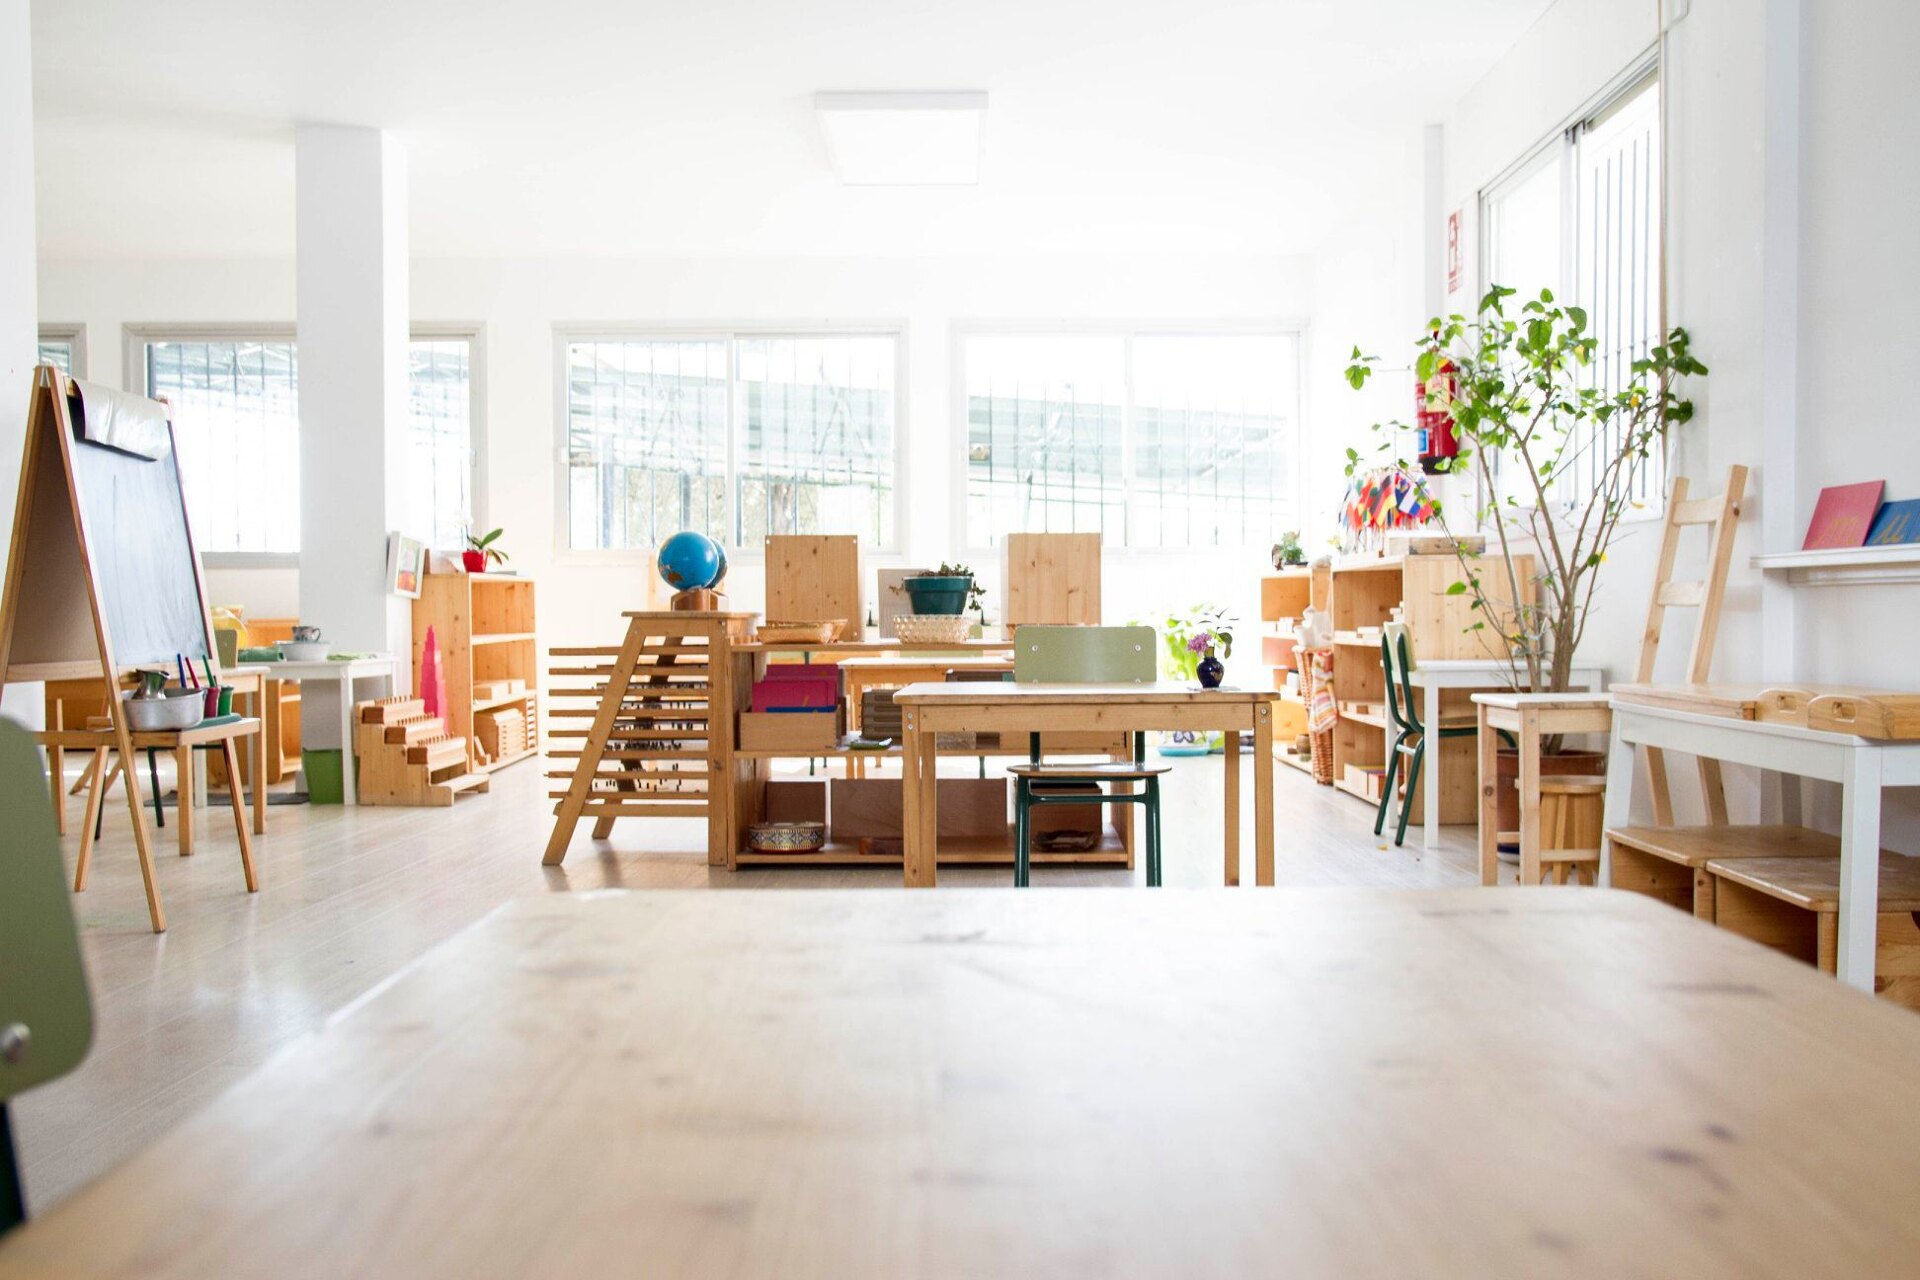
657;530;725;593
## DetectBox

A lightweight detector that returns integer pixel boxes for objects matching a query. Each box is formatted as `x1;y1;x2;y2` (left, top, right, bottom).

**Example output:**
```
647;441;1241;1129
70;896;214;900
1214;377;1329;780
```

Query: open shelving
413;571;541;774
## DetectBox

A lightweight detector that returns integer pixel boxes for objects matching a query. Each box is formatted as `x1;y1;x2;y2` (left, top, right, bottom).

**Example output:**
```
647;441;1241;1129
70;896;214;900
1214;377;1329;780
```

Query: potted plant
463;527;509;574
1154;605;1236;754
1347;286;1705;833
1272;531;1307;568
901;563;984;617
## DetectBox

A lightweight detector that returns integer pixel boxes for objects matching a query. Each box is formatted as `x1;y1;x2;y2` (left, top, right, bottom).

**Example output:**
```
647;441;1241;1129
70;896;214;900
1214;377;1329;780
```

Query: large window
562;331;899;553
139;332;301;555
963;330;1299;548
1481;69;1662;508
408;334;478;548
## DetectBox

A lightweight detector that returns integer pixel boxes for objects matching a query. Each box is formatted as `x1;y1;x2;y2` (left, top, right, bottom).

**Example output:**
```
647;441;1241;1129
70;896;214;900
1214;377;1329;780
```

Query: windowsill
203;552;301;570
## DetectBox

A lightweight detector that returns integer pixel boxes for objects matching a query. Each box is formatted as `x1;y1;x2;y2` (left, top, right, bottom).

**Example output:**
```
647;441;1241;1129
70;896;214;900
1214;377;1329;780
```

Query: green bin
304;748;345;805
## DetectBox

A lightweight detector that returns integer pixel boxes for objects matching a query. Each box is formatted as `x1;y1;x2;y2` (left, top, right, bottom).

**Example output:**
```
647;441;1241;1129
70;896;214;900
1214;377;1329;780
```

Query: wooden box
474;677;526;703
829;777;1008;842
1028;781;1103;839
475;706;529;762
765;535;862;636
765;779;828;824
739;707;845;754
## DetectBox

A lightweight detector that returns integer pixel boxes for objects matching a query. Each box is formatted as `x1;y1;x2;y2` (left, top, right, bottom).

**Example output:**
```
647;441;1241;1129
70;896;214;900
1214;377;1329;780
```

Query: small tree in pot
1346;285;1706;696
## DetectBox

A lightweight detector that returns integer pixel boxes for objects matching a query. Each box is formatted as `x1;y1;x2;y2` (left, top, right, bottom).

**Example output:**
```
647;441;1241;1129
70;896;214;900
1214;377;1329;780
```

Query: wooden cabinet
412;572;539;774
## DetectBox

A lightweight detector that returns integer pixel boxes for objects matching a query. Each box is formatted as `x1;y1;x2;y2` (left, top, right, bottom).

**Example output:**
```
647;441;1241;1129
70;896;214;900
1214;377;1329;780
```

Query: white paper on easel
71;379;171;460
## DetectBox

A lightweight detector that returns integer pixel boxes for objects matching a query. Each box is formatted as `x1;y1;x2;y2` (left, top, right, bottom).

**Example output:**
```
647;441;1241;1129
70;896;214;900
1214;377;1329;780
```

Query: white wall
1427;0;1920;844
0;0;41;730
37;251;1312;683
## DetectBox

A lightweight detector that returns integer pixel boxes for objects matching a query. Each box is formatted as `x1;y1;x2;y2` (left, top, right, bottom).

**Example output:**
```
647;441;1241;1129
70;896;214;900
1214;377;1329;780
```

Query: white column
295;125;411;750
0;0;44;730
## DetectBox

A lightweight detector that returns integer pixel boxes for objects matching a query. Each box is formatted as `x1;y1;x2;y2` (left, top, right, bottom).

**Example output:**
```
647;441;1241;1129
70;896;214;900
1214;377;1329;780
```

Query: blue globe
657;531;724;593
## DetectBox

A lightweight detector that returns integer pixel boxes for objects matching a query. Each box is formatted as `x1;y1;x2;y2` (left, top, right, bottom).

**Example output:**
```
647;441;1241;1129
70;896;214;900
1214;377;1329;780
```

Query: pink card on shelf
1802;481;1885;550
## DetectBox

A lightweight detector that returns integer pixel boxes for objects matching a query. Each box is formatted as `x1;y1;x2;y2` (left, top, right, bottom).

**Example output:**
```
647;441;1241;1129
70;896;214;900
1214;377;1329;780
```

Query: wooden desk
8;889;1920;1278
1604;690;1920;992
1473;692;1613;886
893;682;1276;887
839;655;1012;731
233;655;401;805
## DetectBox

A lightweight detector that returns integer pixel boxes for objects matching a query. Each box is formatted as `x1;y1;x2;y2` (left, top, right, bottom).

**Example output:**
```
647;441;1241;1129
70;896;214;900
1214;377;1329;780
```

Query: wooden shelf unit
412;572;541;774
1318;551;1534;825
1258;565;1325;756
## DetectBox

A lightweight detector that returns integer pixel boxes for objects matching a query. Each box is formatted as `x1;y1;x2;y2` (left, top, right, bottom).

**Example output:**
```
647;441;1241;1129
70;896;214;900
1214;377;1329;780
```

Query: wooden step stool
1705;849;1920;1009
1534;778;1604;885
355;697;491;807
1606;824;1840;919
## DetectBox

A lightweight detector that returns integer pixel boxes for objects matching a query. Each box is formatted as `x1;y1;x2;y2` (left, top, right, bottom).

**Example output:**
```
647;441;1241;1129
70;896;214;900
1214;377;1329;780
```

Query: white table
233;655;401;805
1407;660;1606;848
1602;697;1920;991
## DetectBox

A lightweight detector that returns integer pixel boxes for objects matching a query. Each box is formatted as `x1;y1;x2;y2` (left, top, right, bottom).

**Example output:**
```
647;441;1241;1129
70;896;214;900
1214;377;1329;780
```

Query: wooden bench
1704;850;1920;1009
1606;824;1841;919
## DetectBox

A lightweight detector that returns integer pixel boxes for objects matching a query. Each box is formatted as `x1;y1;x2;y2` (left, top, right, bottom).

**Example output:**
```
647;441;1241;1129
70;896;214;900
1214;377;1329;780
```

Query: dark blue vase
1196;654;1224;688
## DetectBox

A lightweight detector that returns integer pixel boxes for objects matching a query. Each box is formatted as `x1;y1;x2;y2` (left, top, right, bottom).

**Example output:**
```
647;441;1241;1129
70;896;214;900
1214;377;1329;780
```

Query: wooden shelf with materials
412;572;541;775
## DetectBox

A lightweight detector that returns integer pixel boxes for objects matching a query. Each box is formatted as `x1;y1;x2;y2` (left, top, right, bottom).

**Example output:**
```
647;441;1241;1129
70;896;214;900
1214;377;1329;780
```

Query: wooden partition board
1004;532;1101;627
765;536;861;633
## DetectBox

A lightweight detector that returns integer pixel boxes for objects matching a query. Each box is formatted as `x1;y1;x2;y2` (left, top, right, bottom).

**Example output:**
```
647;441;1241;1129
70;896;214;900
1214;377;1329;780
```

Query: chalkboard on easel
0;369;215;684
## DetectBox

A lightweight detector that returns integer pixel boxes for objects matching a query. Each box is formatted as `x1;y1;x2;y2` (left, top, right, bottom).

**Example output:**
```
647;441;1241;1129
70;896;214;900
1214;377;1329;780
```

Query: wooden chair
0;719;93;1235
1008;625;1168;887
1632;465;1749;825
1375;624;1479;847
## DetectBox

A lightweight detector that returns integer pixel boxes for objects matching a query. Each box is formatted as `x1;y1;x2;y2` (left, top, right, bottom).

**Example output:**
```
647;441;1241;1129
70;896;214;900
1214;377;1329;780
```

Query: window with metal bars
36;339;73;374
562;332;898;553
141;335;301;554
408;336;477;548
963;331;1299;549
1480;70;1662;512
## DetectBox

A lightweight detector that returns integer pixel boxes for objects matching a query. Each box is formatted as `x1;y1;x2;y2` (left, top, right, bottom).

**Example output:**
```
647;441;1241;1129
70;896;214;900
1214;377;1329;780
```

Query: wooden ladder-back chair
1635;464;1749;826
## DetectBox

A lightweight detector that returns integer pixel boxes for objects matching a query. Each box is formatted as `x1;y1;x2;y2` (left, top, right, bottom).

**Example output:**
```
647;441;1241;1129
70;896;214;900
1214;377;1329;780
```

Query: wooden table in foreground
8;889;1920;1279
894;681;1276;887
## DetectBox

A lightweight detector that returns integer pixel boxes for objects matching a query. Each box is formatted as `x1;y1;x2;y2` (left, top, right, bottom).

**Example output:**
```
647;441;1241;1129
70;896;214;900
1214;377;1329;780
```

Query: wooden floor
13;749;1481;1212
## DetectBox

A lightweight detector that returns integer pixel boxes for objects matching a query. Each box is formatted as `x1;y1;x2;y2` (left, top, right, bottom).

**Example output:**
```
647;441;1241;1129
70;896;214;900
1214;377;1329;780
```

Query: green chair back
1014;625;1156;683
0;719;93;1104
1380;623;1420;734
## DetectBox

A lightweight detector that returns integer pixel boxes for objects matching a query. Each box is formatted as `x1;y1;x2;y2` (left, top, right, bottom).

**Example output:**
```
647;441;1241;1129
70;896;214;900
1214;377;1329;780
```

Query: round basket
894;613;971;645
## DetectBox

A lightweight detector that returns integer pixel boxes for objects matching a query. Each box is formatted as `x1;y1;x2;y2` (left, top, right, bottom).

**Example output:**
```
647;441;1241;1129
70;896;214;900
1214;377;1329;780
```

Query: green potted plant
1347;286;1705;832
1272;531;1307;568
901;563;984;617
463;527;508;574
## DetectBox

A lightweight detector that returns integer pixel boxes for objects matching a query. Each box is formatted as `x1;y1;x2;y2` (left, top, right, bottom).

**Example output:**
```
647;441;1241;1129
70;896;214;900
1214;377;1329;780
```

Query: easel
0;368;222;932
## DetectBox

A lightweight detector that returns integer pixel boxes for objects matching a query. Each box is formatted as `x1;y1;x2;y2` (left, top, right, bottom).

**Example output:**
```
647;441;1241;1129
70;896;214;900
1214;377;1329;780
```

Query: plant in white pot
1347;286;1706;830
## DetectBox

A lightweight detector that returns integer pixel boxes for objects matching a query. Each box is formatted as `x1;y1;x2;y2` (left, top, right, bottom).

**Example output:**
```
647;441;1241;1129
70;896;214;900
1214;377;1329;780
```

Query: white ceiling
31;0;1553;260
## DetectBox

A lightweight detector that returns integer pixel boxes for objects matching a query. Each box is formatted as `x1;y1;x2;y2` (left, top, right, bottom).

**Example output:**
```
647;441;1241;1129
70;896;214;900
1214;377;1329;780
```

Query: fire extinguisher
1415;355;1459;476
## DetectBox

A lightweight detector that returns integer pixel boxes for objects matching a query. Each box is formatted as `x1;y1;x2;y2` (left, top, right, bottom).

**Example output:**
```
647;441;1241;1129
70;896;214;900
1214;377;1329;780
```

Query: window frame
1475;50;1665;522
37;323;87;378
949;319;1307;556
410;323;488;546
123;322;301;568
550;321;910;564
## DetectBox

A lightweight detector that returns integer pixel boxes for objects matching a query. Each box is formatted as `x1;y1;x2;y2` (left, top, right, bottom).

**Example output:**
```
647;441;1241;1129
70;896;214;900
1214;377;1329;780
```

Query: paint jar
217;687;235;717
204;686;222;717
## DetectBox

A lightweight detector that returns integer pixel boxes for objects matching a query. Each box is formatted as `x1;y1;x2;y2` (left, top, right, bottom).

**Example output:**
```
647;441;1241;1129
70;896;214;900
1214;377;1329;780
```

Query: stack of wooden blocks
475;704;529;765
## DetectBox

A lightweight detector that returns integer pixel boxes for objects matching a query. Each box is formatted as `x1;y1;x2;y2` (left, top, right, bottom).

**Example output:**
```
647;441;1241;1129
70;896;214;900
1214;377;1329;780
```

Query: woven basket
1309;731;1335;785
894;613;971;645
756;620;840;645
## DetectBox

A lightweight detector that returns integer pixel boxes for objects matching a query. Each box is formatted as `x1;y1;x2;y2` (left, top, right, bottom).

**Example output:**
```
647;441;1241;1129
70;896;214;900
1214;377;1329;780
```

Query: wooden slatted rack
542;611;755;867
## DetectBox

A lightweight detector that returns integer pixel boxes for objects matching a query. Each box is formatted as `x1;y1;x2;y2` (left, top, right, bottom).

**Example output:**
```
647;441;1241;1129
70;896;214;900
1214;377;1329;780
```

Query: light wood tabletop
7;888;1920;1279
893;682;1278;887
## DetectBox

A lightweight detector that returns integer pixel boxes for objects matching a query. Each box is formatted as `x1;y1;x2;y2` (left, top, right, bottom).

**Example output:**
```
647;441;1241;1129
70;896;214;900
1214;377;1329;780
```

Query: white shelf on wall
1751;544;1920;586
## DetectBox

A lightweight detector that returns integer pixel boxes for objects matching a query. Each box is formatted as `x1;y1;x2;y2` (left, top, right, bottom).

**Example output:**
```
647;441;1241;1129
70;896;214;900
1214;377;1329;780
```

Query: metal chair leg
1374;733;1406;836
1146;776;1163;887
1396;738;1424;847
1014;777;1031;888
147;749;164;829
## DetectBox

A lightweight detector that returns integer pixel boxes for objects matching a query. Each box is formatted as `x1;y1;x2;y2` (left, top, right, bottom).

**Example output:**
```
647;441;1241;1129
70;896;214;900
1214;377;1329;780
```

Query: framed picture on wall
386;532;426;599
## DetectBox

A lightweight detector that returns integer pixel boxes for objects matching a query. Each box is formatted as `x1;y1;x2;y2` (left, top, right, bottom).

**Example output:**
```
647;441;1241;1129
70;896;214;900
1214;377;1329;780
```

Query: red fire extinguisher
1415;355;1459;476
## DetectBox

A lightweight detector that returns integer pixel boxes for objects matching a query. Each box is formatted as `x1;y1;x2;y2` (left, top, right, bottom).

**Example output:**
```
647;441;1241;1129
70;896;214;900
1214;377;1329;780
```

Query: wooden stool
1605;824;1841;918
1537;779;1604;885
1705;850;1920;1009
1473;693;1612;886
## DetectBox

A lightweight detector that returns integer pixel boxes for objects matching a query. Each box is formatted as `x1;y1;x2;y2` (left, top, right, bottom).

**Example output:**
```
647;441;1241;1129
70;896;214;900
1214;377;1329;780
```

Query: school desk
892;682;1276;887
234;654;401;805
4;889;1920;1278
